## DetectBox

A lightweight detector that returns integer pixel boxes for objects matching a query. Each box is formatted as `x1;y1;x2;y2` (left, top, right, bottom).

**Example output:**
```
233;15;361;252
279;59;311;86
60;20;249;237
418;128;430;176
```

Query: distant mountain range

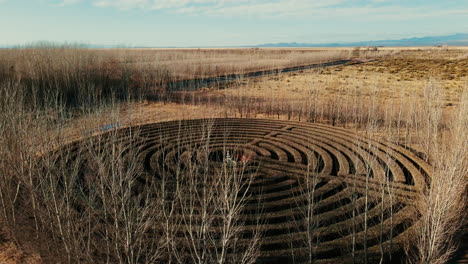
1;33;467;49
255;33;468;48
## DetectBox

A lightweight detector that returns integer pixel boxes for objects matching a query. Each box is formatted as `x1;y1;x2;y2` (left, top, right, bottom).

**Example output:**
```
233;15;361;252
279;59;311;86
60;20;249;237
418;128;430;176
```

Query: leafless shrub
1;46;466;264
409;91;467;264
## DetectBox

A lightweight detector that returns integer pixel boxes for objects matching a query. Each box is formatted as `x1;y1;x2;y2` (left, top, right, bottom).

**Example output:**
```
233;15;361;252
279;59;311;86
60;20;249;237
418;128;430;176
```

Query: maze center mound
60;118;431;263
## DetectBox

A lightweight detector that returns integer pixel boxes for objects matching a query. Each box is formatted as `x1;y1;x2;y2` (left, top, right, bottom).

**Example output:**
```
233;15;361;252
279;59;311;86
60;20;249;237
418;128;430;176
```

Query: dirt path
161;59;360;92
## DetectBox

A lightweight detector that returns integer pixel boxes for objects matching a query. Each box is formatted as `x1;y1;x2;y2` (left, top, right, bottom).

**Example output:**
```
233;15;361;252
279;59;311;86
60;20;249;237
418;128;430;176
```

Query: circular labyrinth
55;118;431;263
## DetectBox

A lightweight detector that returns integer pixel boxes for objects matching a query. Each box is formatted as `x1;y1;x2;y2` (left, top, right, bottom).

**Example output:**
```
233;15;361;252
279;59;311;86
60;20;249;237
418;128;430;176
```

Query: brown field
0;47;466;264
0;47;354;81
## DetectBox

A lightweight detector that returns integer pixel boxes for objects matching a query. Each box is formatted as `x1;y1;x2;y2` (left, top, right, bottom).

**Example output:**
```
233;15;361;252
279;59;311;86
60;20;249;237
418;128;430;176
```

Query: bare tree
411;91;468;264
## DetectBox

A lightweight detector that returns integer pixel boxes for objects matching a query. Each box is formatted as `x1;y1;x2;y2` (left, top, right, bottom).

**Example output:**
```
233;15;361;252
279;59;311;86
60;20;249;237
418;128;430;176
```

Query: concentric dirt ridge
55;118;430;263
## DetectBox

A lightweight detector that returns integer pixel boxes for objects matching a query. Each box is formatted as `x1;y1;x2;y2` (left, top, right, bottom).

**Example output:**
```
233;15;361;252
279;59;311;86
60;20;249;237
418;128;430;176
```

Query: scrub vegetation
0;45;466;264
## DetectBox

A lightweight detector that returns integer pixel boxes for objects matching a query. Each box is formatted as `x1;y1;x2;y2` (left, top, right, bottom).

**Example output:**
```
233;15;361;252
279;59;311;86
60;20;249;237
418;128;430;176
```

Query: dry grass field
0;46;466;264
204;49;465;104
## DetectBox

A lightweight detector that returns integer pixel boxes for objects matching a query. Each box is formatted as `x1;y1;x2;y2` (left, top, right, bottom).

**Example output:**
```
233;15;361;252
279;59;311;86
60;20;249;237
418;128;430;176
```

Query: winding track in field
164;59;358;92
59;118;430;263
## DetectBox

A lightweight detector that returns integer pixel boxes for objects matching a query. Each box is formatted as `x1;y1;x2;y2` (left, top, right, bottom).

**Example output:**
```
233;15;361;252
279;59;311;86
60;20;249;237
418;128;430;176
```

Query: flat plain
0;46;466;264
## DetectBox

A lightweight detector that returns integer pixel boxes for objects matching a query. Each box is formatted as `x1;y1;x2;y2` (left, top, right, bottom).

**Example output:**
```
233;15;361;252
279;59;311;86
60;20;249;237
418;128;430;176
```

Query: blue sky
1;0;467;47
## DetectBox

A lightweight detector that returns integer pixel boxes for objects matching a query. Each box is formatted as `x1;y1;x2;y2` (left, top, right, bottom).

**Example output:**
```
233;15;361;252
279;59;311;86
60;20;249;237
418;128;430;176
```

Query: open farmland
0;47;467;264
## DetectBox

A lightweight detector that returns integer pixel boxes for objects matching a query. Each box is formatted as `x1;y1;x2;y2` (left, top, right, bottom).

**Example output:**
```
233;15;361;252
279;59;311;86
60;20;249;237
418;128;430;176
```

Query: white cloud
93;0;149;9
60;0;81;5
91;0;346;13
53;0;468;20
90;0;359;19
170;1;468;21
175;0;347;17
